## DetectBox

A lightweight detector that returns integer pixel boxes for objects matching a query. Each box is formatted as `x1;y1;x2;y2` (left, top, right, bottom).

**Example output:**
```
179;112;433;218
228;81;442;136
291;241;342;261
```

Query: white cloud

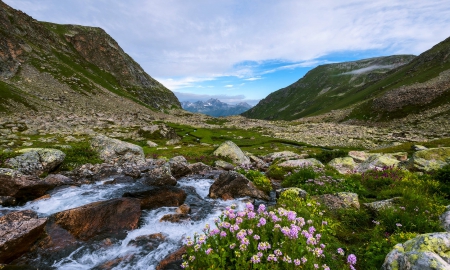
225;85;234;88
244;77;262;81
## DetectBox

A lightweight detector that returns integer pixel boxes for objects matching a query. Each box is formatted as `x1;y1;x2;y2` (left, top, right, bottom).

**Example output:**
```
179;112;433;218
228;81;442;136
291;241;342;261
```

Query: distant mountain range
181;99;252;117
243;36;450;122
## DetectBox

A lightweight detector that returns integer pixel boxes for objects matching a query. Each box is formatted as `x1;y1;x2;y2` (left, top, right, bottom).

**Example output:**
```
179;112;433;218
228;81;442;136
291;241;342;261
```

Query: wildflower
313;247;323;257
323;264;330;270
230;224;239;232
241;237;250;245
229;243;236;249
205;248;213;255
306;237;317;245
253;234;260;240
257;242;271;251
314;264;319;269
250;255;261;264
237;211;246;217
236;229;247;240
287;211;296;221
307;219;313;224
274;249;282;256
247;229;253;235
181;261;189;268
257;252;263;257
267;254;277;262
220;231;227;238
322;220;328;226
347;254;357;265
283;255;292;263
209;228;219;236
372;220;380;225
308;226;316;234
235;217;243;224
258;204;266;213
257;217;266;227
247;211;256;219
194;244;200;251
294;258;301;266
246;202;254;212
239;243;247;251
296;217;306;227
337;248;345;256
396;223;402;227
320;243;325;249
316;233;322;241
301;257;307;264
186;240;194;246
188;256;195;262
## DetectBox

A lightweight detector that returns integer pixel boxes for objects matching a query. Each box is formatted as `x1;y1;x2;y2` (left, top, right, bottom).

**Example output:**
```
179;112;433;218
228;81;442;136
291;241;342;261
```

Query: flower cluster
182;202;356;269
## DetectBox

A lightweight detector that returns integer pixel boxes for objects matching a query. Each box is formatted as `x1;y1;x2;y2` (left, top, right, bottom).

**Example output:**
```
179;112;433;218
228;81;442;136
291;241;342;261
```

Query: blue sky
4;0;450;105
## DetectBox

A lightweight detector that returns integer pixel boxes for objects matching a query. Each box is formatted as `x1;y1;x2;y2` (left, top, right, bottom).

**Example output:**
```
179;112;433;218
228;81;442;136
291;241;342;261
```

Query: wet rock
212;141;250;165
127;233;166;252
278;158;324;168
51;197;141;241
0;168;55;203
123;186;186;210
5;148;66;175
410;147;450;171
0;196;16;206
159;214;190;223
348;151;369;163
276;187;308;199
328;157;357;174
264;151;301;162
382;232;450;270
141;163;177;186
214;160;235;171
176;204;191;214
169;156;191;178
110;175;135;184
91;134;145;165
318;192;360;210
209;171;270;201
188;162;212;174
357;154;400;172
0;210;47;264
156;246;186;270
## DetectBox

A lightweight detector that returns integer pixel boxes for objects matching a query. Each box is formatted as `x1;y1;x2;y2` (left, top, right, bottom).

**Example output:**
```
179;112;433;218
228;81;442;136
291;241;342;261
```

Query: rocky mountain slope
181;98;252;117
242;55;416;120
0;1;180;115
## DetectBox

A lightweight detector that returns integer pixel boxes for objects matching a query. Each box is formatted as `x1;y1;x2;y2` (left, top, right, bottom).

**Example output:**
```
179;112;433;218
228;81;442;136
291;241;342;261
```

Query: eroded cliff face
0;0;180;114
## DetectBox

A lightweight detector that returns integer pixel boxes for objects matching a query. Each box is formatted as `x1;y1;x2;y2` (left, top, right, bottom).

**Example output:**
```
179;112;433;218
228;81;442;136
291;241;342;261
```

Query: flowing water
1;177;248;270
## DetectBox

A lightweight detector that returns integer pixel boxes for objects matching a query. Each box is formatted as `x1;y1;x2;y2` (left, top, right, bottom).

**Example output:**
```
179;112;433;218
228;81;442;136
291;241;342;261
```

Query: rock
123;186;186;210
166;138;181;145
264;151;301;162
212;141;250;165
51;197;141;241
412;145;428;151
91;134;145;165
156;246;186;270
43;174;73;186
276;187;308;199
147;140;158;147
159;214;190;223
247;153;267;170
176;204;191;214
141;163;177;186
278;158;324;168
0;196;16;206
357;154;400;172
5;148;66;175
318;192;360;210
188;162;212;174
440;205;450;232
363;197;401;213
0;168;55;203
382;232;450;270
328;157;357;174
169;156;192;178
209;171;270;201
391;152;408;161
138;124;180;140
127;233;166;252
348;151;369;163
0;210;47;264
214;160;235;171
410;147;450;171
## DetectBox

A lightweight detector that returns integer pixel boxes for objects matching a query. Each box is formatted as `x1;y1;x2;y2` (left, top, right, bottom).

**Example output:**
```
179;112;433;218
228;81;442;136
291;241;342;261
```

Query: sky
4;0;450;105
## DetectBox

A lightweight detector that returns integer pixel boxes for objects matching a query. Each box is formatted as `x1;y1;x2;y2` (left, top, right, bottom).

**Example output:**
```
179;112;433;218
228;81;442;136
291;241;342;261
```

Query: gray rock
5;148;66;175
214;160;235;171
0;210;47;264
328;157;357;174
212;141;250;165
318;192;360;210
410;147;450;171
91;134;145;165
363;197;401;213
264;151;301;162
169;156;191;178
356;154;400;172
188;162;212;174
209;171;270;201
278;158;324;168
348;151;369;163
141;163;177;186
440;205;450;232
382;232;450;270
147;140;158;147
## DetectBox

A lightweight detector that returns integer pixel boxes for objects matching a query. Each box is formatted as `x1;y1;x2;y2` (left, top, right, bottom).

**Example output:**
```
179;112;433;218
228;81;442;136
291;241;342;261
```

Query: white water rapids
0;177;248;270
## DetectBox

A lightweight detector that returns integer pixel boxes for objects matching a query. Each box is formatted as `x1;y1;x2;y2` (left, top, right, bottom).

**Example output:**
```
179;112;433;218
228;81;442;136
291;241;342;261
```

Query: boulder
0;196;16;207
91;134;145;165
278;158;324;168
363;197;401;213
169;156;192;178
0;210;47;263
209;171;270;201
410;147;450;171
440;205;450;232
382;232;450;270
42;174;73;186
147;141;158;147
247;153;267;170
5;148;66;175
176;204;191;214
123;186;186;210
328;157;357;174
160;214;190;223
318;192;360;210
51;197;141;241
0;168;56;203
357;154;400;172
212;141;250;165
156;246;186;270
276;187;308;199
264;151;302;162
348;151;369;163
214;160;235;171
141;163;177;186
188;162;212;174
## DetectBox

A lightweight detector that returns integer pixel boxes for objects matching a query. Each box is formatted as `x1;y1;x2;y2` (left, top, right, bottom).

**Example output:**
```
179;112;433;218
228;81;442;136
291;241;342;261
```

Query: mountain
242;55;416;120
0;1;180;115
181;99;252;117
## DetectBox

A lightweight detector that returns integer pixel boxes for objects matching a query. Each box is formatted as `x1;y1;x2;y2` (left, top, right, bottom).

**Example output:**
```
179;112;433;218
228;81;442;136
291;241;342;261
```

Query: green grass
0;81;37;112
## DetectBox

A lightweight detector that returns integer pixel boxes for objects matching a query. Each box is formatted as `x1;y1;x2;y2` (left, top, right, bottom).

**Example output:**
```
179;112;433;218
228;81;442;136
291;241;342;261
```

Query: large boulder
5;148;66;175
209;171;270;201
91;134;145;165
0;210;47;264
169;156;191;178
212;141;250;165
410;147;450;171
0;169;59;203
278;158;324;168
328;157;357;174
188;162;212;174
317;192;360;210
51;197;141;241
382;232;450;270
440;205;450;232
123;186;186;210
141;163;177;186
348;151;369;163
357;154;400;172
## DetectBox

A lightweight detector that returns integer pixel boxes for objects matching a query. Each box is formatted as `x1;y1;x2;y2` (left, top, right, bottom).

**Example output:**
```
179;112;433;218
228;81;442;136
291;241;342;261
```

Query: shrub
237;168;272;193
182;201;355;269
282;166;317;187
361;166;405;192
312;150;348;164
266;165;294;180
58;142;103;171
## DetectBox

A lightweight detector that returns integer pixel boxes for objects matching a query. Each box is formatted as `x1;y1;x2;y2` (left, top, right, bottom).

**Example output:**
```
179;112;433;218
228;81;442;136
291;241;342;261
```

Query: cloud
156;76;216;90
244;77;262;81
225;85;234;88
174;92;259;105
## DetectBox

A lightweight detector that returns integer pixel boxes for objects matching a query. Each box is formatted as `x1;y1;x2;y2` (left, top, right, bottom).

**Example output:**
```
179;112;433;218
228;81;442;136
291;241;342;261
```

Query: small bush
266;165;294;180
282;166;317;187
312;149;348;163
237;168;272;193
59;143;103;171
435;164;450;184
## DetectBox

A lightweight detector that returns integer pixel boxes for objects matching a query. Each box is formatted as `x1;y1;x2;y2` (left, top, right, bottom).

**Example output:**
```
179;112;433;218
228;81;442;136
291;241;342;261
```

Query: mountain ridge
181;98;252;117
